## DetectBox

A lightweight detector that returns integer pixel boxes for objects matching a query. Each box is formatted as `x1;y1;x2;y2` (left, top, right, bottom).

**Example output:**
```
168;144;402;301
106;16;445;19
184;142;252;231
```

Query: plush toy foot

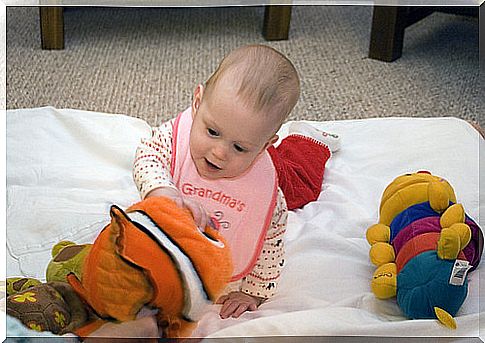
371;263;397;299
366;224;391;245
369;242;395;266
428;181;452;213
452;223;472;250
440;204;465;229
6;277;42;297
437;223;471;260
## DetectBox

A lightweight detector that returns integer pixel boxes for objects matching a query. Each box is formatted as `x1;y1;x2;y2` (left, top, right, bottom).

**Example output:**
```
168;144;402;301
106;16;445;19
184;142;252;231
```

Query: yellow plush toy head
379;171;456;226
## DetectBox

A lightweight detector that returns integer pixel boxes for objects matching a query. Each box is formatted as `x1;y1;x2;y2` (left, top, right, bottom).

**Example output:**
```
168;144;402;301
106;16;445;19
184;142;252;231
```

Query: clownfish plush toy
44;196;233;337
366;171;483;328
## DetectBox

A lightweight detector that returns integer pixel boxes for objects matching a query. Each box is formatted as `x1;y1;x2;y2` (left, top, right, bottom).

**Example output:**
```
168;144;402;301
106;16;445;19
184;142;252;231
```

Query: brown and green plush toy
6;277;42;296
7;196;233;338
6;281;88;335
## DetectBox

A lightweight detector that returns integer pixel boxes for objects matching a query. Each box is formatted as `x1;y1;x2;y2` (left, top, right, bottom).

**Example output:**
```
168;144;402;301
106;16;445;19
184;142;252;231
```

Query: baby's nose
212;144;228;161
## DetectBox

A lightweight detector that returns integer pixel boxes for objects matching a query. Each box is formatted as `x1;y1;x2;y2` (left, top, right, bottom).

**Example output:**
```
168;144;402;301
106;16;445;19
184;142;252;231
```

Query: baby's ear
191;84;204;116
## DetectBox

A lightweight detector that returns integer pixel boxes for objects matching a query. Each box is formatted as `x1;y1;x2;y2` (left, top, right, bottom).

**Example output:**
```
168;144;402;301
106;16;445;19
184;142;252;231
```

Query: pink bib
171;107;278;281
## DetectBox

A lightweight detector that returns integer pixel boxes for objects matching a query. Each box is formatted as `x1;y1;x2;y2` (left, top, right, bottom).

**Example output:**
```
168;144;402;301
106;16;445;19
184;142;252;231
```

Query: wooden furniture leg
369;6;436;62
263;5;292;41
38;6;294;49
40;7;64;50
368;6;407;62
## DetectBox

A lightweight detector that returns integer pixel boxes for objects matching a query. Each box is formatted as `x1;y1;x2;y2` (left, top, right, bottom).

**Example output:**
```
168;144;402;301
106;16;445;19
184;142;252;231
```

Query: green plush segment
6;278;42;297
46;245;91;282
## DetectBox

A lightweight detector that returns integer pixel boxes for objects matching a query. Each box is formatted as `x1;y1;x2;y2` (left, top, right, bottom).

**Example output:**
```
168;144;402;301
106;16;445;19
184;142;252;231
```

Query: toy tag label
449;259;471;286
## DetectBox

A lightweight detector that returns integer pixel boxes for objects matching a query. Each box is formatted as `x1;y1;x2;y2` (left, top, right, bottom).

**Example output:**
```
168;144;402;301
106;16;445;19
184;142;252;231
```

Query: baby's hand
181;197;210;230
146;187;210;230
216;291;264;319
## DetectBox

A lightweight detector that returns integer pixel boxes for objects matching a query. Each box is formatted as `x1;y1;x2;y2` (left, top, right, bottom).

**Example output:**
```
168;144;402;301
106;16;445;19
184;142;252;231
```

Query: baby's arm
133;120;209;228
134;120;177;197
218;189;288;318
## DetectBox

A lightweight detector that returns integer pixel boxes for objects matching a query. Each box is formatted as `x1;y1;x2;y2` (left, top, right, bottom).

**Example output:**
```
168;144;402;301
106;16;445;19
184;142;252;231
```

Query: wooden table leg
368;6;407;62
40;7;64;50
263;5;292;41
369;6;436;62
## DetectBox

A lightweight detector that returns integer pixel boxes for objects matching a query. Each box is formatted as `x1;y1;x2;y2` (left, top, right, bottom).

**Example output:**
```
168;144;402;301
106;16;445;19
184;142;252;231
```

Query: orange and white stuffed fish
51;196;232;338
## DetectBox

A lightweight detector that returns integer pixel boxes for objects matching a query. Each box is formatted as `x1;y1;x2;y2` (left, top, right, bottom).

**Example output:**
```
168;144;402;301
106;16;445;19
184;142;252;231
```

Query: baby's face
189;85;278;180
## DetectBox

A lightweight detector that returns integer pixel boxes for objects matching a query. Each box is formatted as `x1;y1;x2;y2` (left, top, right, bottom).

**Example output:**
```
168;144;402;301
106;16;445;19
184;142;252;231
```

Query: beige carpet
7;6;482;127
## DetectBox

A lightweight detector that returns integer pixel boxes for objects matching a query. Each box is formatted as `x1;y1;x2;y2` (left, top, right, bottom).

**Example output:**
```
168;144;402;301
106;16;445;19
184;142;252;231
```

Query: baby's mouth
205;158;222;170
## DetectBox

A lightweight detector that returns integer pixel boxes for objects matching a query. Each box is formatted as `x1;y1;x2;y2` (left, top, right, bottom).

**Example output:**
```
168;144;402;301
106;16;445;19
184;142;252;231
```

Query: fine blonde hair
204;44;300;125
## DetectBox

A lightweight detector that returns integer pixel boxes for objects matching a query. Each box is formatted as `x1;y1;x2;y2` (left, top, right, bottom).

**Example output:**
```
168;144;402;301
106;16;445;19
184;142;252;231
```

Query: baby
133;44;340;320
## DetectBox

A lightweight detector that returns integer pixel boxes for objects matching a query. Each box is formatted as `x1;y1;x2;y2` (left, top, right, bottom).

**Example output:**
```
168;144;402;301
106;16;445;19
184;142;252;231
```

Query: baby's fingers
248;303;258;311
172;197;184;208
216;295;228;304
219;300;240;319
231;304;251;318
184;199;209;229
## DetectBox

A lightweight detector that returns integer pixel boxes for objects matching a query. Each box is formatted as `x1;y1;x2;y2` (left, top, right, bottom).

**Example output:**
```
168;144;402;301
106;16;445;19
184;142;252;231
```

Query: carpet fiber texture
7;6;482;127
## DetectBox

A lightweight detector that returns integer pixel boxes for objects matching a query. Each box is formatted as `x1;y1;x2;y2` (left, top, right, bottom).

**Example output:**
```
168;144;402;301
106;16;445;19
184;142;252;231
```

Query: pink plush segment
393;217;442;256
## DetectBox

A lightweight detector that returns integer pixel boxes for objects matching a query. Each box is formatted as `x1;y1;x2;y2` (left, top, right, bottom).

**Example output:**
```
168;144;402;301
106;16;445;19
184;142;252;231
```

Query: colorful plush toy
6;277;42;296
7;281;88;335
366;171;483;328
7;196;233;338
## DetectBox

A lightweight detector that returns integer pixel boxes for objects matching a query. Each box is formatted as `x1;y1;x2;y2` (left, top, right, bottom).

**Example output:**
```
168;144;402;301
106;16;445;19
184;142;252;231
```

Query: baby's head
190;44;300;180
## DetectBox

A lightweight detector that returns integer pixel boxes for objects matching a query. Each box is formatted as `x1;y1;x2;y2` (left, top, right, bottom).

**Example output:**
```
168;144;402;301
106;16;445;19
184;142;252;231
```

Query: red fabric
268;135;331;210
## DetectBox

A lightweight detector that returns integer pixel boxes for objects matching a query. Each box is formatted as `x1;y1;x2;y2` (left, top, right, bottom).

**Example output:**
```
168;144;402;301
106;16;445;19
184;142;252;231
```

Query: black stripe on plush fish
127;210;213;322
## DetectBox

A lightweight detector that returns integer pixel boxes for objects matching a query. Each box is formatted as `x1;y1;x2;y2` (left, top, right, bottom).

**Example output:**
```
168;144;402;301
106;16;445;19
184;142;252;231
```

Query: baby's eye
234;144;246;153
207;128;219;137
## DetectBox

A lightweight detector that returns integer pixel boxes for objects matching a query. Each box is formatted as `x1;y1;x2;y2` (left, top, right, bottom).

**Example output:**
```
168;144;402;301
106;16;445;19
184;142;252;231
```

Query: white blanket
6;107;484;340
